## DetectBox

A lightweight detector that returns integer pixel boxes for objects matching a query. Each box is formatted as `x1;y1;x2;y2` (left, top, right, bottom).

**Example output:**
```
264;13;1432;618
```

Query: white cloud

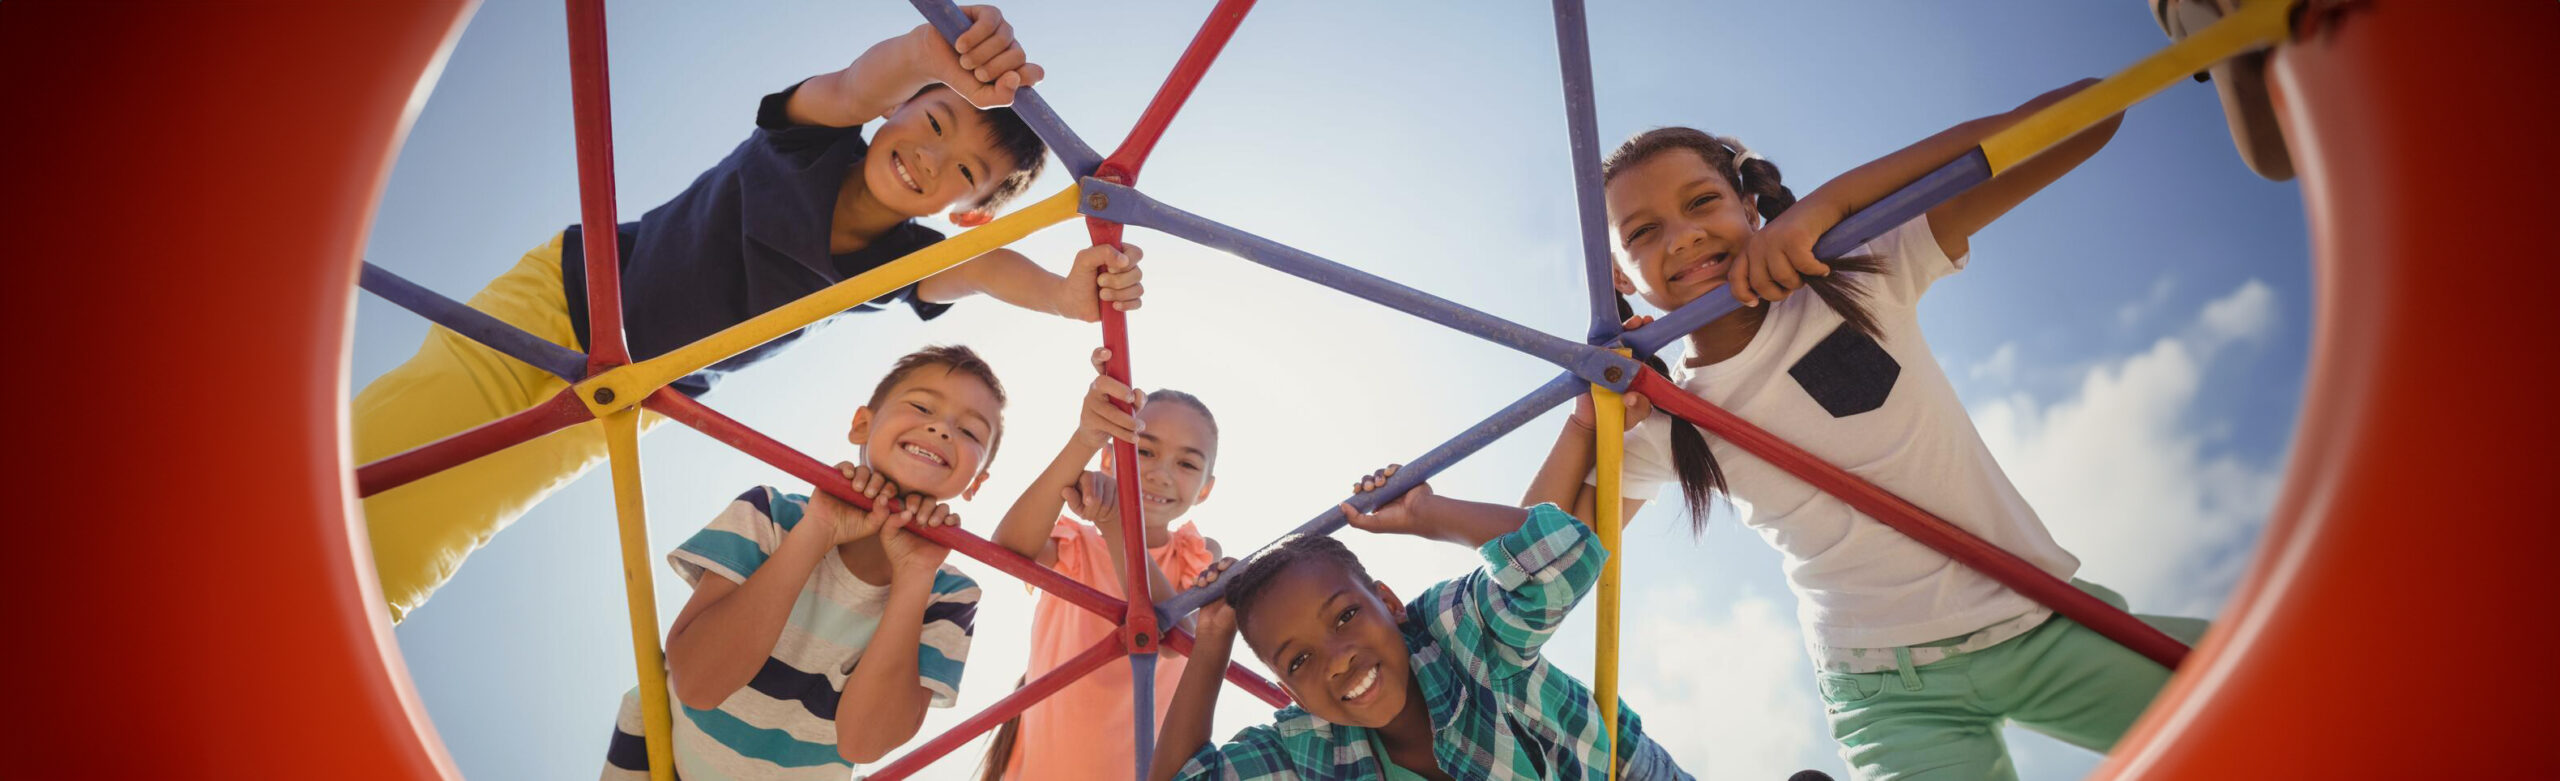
1969;279;2285;616
1627;588;1825;781
1970;342;2019;385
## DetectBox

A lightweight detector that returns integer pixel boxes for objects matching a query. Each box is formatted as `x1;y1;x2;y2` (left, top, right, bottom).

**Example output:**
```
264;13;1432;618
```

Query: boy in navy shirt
354;5;1144;621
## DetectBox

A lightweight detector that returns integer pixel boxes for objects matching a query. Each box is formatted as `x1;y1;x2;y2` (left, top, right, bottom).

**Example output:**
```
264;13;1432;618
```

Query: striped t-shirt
604;487;979;780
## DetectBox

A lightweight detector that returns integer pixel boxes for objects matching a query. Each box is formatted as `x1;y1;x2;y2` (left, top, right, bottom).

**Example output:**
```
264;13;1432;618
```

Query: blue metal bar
908;0;1105;179
1081;179;1640;392
1550;0;1620;346
1130;652;1157;781
1622;149;1994;356
1157;372;1587;619
359;262;588;381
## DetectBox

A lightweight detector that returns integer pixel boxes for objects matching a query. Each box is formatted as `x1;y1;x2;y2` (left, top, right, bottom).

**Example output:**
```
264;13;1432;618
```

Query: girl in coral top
982;348;1226;781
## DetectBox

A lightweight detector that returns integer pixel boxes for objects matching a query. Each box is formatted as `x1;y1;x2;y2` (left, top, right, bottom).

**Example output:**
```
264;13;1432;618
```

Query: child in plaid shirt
1149;466;1695;781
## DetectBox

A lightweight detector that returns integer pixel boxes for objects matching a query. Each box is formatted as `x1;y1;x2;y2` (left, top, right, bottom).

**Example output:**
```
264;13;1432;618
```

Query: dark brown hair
912;83;1048;211
1225;533;1374;631
866;344;1008;462
1602;127;1887;532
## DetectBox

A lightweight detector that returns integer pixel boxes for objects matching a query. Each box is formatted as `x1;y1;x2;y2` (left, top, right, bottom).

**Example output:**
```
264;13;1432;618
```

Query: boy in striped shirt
1151;466;1695;781
604;345;1003;779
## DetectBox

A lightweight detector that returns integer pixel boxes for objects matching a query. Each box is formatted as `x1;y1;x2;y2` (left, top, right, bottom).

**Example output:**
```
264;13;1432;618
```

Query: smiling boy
601;345;1005;779
356;5;1149;623
1150;467;1695;781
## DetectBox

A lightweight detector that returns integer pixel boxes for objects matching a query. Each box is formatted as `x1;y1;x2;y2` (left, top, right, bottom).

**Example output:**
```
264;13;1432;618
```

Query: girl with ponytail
1524;80;2209;780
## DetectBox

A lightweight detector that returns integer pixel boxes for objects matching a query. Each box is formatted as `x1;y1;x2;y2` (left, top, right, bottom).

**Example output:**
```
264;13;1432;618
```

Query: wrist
1565;413;1597;433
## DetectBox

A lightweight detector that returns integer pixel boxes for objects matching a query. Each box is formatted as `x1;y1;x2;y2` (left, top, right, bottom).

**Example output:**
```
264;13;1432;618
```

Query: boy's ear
1612;266;1638;296
1098;447;1118;475
1371;580;1405;622
962;469;990;501
948;208;993;228
1193;474;1216;505
847;407;874;448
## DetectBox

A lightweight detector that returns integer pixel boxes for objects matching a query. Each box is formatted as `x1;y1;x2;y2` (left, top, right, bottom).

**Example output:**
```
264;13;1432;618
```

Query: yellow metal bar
1591;380;1626;781
574;184;1085;415
1978;0;2294;173
602;409;676;781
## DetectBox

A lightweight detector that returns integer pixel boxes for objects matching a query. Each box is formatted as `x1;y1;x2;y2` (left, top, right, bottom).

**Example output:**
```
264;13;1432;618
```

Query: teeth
1341;667;1377;701
892;154;920;192
900;443;945;466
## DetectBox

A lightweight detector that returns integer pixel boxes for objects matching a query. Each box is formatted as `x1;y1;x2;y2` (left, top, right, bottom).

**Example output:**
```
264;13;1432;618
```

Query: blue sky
358;1;2308;778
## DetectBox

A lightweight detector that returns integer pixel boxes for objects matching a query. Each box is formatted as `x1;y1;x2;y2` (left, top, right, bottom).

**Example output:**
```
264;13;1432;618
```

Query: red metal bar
645;389;1290;699
1080;0;1260;664
564;0;627;369
355;389;594;498
862;636;1127;781
1094;0;1257;185
1629;370;2191;669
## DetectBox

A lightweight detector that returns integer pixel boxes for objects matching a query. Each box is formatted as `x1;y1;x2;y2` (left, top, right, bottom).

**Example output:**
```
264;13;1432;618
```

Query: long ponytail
1603;128;1890;530
1618;292;1725;533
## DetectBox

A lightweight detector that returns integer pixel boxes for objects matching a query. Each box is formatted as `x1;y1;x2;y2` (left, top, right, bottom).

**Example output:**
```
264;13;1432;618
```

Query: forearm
992;440;1100;558
1413;493;1531;549
787;30;935;128
1098;523;1184;612
666;523;834;707
1797;79;2106;221
1150;630;1234;781
834;576;936;763
1523;420;1600;514
916;248;1068;310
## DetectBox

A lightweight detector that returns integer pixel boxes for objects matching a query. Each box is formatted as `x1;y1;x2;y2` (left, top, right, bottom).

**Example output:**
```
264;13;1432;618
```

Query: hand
1057;243;1144;322
1569;315;1655;430
1187;557;1240;639
807;462;902;545
1728;203;1837;307
1338;464;1435;538
905;5;1045;109
1073;348;1144;450
1061;470;1126;528
880;498;958;576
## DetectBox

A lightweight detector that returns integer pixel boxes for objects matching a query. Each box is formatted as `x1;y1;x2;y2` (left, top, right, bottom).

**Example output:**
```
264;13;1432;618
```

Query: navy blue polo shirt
562;81;952;397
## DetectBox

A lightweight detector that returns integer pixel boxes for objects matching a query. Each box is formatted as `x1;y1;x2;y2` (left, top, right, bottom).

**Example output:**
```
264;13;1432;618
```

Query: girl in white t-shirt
1524;80;2208;780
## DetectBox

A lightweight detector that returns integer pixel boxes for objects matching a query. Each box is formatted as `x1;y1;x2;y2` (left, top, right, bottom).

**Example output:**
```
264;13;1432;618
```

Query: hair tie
1721;135;1763;168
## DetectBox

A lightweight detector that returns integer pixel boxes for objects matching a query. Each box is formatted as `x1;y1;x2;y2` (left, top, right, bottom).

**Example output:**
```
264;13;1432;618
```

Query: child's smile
1606;147;1758;312
863;89;1010;219
851;366;1002;500
1239;558;1419;729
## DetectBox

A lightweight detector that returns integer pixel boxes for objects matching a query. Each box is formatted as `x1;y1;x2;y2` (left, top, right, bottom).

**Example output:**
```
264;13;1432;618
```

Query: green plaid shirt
1176;504;1647;780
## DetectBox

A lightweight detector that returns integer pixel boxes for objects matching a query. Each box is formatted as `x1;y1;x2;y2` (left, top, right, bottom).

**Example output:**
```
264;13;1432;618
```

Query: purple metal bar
358;262;588;381
1130;652;1158;781
1549;0;1620;346
907;0;1105;178
1159;371;1587;618
1624;149;1994;356
1080;179;1640;392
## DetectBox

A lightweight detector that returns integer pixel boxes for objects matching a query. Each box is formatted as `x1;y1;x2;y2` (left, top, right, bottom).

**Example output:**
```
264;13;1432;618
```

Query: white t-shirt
1612;215;2078;650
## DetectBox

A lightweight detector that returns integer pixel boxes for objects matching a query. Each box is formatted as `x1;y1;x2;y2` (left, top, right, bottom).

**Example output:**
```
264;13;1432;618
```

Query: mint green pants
1813;582;2210;781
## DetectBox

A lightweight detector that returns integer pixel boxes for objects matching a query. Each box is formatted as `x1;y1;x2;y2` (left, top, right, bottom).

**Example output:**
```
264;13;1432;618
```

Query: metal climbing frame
353;0;2305;777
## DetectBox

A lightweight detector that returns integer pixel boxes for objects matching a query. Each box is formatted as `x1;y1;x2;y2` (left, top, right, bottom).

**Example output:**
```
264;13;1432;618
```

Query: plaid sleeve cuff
1481;504;1604;596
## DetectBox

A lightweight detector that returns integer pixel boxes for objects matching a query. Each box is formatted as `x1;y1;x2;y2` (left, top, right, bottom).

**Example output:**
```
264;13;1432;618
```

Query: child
1153;466;1694;781
354;5;1148;622
602;345;1004;779
1522;81;2209;780
978;346;1226;781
